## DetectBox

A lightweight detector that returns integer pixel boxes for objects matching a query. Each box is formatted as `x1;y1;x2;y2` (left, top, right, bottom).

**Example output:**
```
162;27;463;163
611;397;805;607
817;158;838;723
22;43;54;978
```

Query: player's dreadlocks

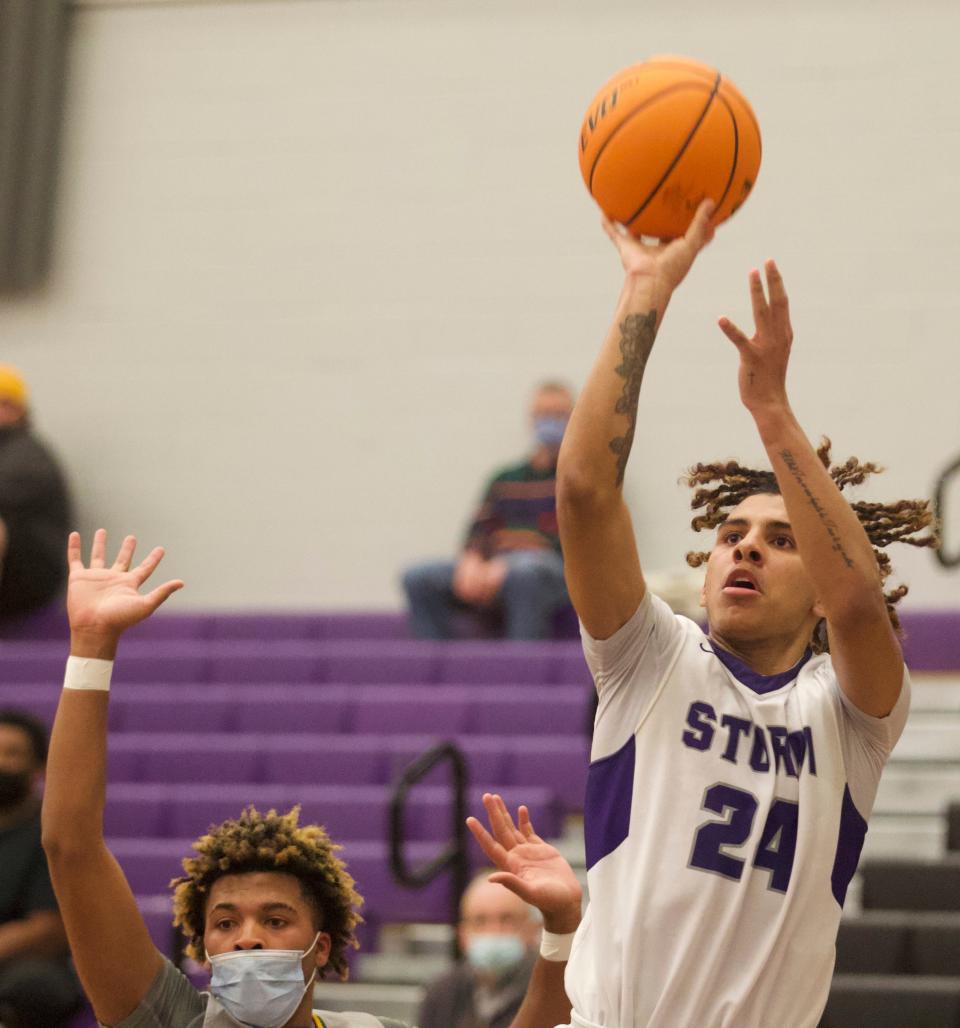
171;805;363;978
682;438;937;651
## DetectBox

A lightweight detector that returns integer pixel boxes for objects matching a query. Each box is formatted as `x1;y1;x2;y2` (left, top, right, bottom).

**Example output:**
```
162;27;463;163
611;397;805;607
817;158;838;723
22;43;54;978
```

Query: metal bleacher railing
389;741;470;961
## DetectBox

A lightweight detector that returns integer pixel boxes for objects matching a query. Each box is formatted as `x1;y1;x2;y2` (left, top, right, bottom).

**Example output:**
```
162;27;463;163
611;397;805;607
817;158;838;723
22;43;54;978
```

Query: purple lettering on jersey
584;734;635;871
787;728;817;777
749;726;771;773
768;726;797;777
831;784;868;907
719;715;752;763
682;701;717;751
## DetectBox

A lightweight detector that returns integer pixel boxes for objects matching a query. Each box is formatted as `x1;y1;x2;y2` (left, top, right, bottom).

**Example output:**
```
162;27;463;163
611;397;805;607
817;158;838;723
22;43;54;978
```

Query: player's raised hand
718;259;794;415
467;793;582;934
67;530;184;644
602;197;715;294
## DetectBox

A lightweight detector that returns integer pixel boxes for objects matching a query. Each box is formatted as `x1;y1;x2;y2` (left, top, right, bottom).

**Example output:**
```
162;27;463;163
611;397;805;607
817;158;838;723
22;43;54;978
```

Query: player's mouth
722;569;762;596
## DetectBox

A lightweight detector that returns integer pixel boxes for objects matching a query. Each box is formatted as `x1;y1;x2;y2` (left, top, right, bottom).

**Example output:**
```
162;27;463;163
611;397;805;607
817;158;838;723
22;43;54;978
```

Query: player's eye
772;535;794;548
723;531;742;544
266;917;288;929
214;919;235;931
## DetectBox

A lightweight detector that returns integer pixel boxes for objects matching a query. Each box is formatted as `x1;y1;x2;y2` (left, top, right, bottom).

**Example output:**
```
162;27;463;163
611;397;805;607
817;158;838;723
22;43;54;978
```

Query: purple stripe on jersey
703;641;812;695
584;734;635;871
831;783;868;907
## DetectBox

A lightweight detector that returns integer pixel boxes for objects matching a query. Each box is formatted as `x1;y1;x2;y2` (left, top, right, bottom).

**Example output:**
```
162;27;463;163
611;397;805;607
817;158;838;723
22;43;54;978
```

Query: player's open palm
602;197;715;294
67;529;184;637
468;793;582;932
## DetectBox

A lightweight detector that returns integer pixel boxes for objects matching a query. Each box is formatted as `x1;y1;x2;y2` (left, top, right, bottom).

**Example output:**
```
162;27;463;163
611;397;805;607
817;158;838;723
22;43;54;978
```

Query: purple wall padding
899;610;960;671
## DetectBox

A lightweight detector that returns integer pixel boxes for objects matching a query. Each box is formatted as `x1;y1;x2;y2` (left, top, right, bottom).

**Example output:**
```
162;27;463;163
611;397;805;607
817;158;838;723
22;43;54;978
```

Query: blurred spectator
0;709;84;1028
418;873;540;1028
402;382;573;639
0;366;71;620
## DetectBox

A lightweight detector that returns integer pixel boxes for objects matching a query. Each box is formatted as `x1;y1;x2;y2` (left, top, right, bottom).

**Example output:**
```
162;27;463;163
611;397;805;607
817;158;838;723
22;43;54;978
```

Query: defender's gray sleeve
103;957;204;1028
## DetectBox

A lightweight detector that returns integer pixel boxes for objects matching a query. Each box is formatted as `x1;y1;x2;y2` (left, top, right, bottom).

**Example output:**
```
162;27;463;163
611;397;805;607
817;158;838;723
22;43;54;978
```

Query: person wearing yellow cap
0;366;71;622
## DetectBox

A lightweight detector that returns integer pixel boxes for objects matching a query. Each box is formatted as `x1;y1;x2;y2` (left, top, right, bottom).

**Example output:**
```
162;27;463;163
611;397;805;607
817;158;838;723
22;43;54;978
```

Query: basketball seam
714;90;739;215
586;82;715;194
624;71;722;233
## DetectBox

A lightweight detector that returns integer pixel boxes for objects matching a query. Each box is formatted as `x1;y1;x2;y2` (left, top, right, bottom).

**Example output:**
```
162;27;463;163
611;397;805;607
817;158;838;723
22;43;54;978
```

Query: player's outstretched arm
719;262;903;716
41;530;184;1025
558;202;715;639
467;793;583;1028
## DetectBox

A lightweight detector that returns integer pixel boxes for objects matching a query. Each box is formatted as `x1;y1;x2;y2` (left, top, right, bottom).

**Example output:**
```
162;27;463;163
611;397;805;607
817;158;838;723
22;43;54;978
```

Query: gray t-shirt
104;956;408;1028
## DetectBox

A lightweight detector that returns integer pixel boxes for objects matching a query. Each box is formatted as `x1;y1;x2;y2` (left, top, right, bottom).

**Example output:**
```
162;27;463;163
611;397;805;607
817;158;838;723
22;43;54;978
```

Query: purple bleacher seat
386;735;509;790
112;686;236;732
349;687;470;735
471;687;589;736
321;641;440;685
900;610;960;671
438;643;556;685
110;837;191;893
0;644;66;683
166;784;300;837
554;646;593;686
0;602;66;640
506;736;589;812
0;684;60;726
112;641;210;684
136;733;264;784
211;614;323;641
233;685;352;734
262;735;387;786
138;892;179;956
125;614;214;642
320;613;409;640
103;784;170;836
208;641;322;684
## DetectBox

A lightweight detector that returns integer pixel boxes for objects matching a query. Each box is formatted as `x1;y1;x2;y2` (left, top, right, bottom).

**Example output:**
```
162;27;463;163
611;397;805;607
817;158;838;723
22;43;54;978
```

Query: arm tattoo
608;310;658;487
779;449;856;569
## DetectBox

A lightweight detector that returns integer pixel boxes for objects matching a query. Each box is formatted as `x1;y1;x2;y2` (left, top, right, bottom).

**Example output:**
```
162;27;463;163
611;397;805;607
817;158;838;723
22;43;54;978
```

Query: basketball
578;56;762;239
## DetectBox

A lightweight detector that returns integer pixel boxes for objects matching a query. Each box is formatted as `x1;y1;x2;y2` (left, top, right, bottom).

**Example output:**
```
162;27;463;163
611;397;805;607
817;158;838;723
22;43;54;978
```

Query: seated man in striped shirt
402;381;574;640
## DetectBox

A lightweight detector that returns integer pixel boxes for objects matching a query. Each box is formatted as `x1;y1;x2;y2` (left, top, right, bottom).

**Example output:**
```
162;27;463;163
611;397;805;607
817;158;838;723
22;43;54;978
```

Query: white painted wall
3;0;958;609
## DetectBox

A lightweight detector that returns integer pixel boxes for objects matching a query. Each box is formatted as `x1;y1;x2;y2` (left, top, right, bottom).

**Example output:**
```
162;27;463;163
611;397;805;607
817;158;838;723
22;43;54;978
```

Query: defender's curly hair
682;438;937;650
171;806;363;978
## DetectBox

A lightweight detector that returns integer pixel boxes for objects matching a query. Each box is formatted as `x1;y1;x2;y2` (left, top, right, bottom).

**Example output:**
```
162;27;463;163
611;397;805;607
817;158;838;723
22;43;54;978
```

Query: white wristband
63;656;114;692
540;929;575;962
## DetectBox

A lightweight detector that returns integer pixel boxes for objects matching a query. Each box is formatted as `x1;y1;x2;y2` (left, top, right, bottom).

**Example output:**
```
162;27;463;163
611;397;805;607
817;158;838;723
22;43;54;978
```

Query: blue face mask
207;933;319;1028
465;933;526;975
533;415;568;451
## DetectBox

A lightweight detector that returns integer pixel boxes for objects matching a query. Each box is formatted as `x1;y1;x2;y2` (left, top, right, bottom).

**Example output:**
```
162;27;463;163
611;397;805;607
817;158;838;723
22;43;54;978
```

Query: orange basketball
578;56;761;239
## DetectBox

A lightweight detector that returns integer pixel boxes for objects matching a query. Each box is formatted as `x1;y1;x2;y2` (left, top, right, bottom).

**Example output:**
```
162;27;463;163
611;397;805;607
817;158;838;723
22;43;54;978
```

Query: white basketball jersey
565;592;910;1028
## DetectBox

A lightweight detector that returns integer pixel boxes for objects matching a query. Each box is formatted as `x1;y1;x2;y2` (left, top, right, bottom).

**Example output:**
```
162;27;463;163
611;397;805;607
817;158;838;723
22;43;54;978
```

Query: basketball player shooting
470;200;936;1028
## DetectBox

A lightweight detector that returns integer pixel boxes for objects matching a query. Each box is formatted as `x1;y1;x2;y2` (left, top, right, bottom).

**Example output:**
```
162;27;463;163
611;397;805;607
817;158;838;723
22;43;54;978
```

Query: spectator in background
0;366;71;621
402;382;573;639
0;709;84;1028
418;871;540;1028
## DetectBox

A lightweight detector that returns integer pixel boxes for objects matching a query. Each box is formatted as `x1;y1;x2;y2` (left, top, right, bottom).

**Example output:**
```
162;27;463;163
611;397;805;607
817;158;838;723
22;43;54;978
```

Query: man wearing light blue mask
418;872;540;1028
402;381;575;640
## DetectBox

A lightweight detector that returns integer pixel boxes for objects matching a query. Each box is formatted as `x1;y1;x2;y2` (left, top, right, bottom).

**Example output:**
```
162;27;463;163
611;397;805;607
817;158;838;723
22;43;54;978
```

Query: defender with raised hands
41;530;408;1028
554;209;935;1027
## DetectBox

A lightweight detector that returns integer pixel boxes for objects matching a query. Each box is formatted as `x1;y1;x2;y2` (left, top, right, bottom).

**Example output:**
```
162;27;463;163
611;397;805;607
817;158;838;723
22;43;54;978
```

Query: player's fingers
112;535;137;572
765;259;792;338
90;528;108;568
601;215;622;244
487;872;536;905
748;268;770;327
143;579;184;613
132;546;165;586
718;317;751;349
67;531;83;570
485;793;523;847
518;805;540;842
466;815;510;868
685;198;716;251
